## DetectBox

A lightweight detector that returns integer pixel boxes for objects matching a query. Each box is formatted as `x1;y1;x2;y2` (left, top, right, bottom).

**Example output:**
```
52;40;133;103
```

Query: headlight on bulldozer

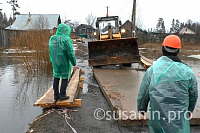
121;28;126;33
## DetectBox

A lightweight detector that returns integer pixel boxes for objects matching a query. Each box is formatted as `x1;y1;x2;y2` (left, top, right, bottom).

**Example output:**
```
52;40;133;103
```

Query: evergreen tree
191;22;196;33
180;22;185;30
8;16;13;24
3;13;10;27
161;21;166;33
195;22;200;37
0;12;3;28
156;18;165;33
186;19;192;29
170;19;175;33
174;19;180;33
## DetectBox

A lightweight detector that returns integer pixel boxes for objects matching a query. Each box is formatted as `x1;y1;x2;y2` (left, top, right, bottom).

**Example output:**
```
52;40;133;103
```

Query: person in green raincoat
137;35;198;133
49;23;77;101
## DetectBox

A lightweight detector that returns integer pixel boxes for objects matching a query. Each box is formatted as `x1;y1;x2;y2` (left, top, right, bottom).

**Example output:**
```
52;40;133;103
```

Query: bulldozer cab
96;16;121;40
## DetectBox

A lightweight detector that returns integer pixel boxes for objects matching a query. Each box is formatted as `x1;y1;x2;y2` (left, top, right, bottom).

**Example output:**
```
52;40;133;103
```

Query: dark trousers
53;77;68;98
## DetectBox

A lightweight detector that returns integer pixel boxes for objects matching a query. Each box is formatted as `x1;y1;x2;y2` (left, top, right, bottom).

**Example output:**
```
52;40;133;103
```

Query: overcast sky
1;0;200;31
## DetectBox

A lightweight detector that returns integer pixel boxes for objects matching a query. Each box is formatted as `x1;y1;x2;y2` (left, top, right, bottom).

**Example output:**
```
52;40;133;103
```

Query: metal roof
77;24;95;30
6;14;60;30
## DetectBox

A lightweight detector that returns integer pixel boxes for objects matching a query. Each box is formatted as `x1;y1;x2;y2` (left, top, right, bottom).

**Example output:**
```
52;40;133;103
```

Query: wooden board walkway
93;68;200;126
34;69;84;108
140;54;153;68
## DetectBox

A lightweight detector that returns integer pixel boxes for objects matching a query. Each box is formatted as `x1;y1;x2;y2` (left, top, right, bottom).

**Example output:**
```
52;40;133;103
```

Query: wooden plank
140;54;153;68
141;58;152;67
40;99;82;108
34;69;81;108
66;69;81;103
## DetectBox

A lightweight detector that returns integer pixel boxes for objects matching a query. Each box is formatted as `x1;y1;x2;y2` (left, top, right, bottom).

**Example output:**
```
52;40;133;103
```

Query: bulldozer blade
88;38;140;66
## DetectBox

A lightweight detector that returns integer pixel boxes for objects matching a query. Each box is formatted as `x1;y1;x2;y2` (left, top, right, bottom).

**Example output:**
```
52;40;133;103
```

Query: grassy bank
9;31;52;75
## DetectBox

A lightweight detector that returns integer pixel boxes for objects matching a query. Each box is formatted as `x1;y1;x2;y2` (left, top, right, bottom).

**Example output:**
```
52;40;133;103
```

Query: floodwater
0;53;53;133
0;41;200;133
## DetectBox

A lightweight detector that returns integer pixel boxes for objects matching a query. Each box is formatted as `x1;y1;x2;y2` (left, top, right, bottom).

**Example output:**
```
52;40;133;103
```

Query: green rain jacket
137;56;198;133
49;23;76;79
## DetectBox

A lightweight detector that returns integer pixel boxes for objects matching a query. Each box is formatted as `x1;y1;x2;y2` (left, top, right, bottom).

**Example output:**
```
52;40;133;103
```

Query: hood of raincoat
56;23;71;36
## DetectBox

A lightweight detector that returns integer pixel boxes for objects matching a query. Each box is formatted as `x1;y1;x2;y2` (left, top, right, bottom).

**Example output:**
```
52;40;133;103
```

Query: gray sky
1;0;200;31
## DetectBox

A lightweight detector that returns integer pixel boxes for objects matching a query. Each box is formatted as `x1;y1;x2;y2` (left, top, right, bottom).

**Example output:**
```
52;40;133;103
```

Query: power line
116;0;132;14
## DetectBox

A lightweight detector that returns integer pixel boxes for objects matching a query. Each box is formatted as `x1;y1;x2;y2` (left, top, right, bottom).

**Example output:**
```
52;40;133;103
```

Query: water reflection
0;53;53;133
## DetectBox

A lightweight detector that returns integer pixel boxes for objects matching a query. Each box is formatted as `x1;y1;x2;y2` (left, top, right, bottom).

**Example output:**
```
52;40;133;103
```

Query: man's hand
141;112;145;116
189;112;192;118
73;65;77;72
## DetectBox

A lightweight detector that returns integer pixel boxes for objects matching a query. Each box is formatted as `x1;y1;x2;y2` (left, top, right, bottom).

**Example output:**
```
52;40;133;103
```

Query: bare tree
64;19;80;32
136;7;143;28
85;13;96;27
34;15;49;29
73;20;79;29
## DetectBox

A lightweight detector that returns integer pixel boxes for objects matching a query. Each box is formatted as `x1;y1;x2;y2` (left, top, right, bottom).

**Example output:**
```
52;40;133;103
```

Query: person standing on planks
137;35;198;133
49;23;77;101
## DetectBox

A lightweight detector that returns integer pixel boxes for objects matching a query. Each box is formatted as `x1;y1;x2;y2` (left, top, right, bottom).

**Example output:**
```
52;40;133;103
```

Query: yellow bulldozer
88;15;140;66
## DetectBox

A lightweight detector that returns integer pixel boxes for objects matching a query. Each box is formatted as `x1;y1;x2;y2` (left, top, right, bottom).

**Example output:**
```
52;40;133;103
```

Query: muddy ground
26;41;200;133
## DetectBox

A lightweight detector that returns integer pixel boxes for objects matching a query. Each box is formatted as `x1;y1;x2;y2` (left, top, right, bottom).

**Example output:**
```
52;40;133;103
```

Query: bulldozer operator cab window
99;20;118;35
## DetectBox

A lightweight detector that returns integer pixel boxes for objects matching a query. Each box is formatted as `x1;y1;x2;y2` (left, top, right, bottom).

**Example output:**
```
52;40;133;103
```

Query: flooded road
0;41;200;133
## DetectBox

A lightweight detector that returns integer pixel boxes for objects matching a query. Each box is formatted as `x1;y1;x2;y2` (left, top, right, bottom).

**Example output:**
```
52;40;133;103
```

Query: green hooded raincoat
49;23;76;79
137;56;198;133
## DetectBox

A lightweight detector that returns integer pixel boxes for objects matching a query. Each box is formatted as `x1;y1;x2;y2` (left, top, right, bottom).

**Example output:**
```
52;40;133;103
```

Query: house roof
6;14;60;30
77;24;95;30
179;27;195;34
120;20;132;27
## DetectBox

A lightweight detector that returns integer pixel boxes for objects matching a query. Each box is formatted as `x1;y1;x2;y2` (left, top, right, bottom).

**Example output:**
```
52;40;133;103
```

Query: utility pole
131;0;136;37
106;6;110;17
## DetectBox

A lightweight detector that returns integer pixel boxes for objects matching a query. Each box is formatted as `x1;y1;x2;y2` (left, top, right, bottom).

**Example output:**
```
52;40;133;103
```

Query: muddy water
0;53;53;133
